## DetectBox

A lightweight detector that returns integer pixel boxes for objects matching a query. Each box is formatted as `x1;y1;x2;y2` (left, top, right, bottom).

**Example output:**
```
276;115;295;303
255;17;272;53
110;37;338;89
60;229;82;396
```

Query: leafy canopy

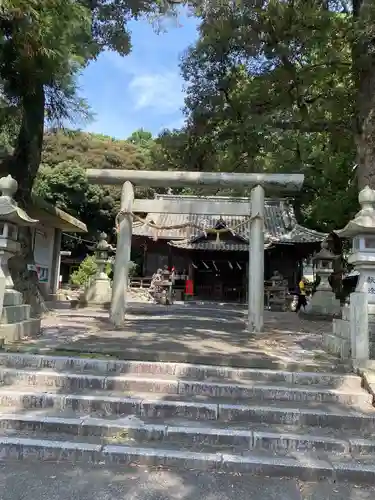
155;0;361;231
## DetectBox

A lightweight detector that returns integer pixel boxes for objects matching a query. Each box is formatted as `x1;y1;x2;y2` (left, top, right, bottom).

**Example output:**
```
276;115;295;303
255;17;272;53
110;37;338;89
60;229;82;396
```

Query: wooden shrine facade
132;194;326;302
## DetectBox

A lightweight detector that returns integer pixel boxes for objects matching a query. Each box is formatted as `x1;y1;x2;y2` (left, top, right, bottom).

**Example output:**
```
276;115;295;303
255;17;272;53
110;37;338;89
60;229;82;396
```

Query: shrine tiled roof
169;239;274;251
132;194;326;247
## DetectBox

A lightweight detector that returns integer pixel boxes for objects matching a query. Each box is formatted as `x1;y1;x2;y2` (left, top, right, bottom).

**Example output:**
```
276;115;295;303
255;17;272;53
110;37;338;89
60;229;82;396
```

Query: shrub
70;256;138;286
70;255;97;287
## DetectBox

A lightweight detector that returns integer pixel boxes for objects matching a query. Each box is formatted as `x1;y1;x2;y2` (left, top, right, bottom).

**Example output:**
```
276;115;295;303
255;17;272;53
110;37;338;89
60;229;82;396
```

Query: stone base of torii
86;169;304;333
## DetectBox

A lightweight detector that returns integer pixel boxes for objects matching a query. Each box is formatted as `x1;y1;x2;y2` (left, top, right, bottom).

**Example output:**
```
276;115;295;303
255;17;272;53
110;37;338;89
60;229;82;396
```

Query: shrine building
132;194;326;302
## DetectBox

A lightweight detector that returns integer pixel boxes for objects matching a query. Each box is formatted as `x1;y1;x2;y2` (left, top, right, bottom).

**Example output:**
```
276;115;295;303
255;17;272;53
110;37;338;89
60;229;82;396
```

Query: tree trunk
353;0;375;190
0;82;48;317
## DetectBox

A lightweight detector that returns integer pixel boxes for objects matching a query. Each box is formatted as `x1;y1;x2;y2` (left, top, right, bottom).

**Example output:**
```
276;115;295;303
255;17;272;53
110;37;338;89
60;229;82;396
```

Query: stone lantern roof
0;175;38;226
335;186;375;238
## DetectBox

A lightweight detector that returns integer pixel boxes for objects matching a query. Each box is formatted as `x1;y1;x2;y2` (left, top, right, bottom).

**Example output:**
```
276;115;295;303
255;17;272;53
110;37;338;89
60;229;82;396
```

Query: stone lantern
327;185;375;365
95;232;112;279
0;175;38;295
83;232;113;307
313;240;336;291
335;186;375;309
0;175;40;342
303;239;341;317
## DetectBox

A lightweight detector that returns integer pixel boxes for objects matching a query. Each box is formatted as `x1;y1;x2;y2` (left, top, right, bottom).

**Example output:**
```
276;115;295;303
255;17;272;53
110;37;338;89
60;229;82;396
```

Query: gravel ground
0;462;374;500
12;303;342;370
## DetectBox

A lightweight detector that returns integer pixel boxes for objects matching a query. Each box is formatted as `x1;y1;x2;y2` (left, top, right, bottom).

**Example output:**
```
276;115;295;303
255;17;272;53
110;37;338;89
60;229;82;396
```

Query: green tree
33;161;118;245
0;0;180;312
39;129;159;246
127;128;156;169
70;255;97;287
128;128;153;147
173;0;362;230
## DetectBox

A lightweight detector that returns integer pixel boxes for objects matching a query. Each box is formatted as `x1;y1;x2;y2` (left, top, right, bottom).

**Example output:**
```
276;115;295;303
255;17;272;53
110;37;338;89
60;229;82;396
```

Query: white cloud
128;71;185;114
103;52;185;115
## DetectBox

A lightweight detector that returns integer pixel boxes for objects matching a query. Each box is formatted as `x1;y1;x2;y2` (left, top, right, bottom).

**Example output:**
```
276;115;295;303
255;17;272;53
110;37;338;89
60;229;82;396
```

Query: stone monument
83;232;113;308
326;186;375;361
0;175;40;343
303;240;341;318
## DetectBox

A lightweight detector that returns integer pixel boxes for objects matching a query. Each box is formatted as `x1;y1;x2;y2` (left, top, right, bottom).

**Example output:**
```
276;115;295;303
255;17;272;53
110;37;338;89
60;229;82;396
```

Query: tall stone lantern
313;240;336;291
334;186;375;364
83;232;114;308
303;239;341;317
0;175;38;296
335;186;375;310
0;175;40;342
95;232;113;280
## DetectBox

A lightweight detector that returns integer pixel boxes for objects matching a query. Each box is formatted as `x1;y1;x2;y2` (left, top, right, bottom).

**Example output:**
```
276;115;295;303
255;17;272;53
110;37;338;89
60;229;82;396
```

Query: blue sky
78;11;199;139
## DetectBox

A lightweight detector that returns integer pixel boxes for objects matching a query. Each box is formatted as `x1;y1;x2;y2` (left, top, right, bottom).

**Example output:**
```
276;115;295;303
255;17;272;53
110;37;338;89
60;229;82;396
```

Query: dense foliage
155;0;375;232
34;129;157;252
0;0;181;312
1;0;375;312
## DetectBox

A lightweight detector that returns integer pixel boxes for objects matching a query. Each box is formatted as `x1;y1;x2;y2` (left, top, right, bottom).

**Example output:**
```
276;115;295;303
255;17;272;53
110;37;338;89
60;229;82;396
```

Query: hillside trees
35;130;156;253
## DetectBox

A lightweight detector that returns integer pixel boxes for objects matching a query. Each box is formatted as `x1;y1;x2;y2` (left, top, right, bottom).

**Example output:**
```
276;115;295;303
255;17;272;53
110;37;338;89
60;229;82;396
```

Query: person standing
295;276;307;313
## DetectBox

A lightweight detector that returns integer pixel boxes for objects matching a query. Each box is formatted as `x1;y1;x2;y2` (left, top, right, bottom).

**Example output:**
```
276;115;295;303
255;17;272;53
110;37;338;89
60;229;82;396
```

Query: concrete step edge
0;389;374;422
0;368;366;400
0;435;375;483
0;352;356;379
0;350;350;373
2;413;375;453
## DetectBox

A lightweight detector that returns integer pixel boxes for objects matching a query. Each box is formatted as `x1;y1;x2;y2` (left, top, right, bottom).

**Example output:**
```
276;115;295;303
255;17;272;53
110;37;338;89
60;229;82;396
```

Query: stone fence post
350;292;369;369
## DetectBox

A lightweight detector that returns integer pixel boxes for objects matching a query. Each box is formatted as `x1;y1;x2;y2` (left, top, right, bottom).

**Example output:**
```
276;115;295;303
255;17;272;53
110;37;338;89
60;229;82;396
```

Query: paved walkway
10;302;345;370
0;462;374;500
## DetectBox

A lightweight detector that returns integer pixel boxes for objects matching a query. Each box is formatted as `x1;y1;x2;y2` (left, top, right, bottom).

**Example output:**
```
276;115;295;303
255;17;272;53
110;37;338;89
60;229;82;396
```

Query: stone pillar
248;185;265;333
350;292;369;367
49;228;62;297
110;181;134;327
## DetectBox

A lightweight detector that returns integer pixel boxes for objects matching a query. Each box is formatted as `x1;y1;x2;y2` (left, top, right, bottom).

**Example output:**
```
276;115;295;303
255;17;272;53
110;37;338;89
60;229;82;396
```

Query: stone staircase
0;352;374;483
0;290;40;343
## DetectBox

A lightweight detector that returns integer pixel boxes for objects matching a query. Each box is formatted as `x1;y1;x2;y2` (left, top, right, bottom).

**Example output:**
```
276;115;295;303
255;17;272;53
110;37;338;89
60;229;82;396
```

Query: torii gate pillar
110;181;134;327
249;185;265;332
86;169;304;332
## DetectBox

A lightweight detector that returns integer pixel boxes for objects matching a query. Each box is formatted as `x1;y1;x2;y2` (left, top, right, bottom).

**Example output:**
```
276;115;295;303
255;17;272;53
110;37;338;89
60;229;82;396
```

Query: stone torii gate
87;169;304;332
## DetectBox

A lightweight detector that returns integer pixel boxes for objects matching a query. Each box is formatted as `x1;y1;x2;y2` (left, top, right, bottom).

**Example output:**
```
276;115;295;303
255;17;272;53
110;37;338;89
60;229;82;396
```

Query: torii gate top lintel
86;169;304;193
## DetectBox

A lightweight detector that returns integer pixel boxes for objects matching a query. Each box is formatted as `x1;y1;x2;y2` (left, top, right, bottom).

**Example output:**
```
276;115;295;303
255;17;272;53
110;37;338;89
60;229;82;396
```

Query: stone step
0;318;40;343
0;353;355;385
1;304;31;324
2;349;350;372
0;434;375;483
0;367;367;405
1;411;375;456
0;388;374;431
